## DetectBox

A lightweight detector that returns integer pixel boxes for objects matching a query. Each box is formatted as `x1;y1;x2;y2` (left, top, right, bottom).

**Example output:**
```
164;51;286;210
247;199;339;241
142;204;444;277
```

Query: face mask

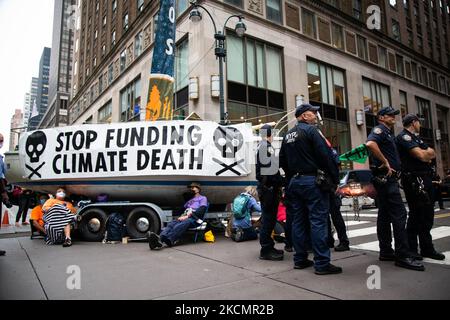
0;142;3;149
56;192;66;198
40;199;46;205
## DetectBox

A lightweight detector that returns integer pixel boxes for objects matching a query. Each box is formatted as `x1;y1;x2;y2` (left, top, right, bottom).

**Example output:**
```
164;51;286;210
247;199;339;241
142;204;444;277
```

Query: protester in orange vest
30;195;49;235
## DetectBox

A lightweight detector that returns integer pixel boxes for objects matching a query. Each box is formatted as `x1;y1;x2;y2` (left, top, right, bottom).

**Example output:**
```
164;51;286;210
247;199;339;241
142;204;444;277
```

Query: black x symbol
213;158;244;176
26;162;46;179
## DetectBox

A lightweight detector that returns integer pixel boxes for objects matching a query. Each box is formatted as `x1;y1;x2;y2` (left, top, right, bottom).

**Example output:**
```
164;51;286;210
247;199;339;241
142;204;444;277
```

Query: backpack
105;213;126;242
232;194;251;219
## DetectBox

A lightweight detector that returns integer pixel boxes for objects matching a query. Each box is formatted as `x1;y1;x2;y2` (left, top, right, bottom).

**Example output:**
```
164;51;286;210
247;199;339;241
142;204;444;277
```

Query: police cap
295;103;320;118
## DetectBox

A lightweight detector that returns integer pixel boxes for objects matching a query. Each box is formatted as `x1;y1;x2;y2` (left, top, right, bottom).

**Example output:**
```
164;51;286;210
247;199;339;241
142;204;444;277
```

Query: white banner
19;121;253;180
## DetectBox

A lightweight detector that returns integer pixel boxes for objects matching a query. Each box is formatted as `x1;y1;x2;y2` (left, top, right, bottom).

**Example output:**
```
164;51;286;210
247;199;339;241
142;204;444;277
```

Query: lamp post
189;1;247;125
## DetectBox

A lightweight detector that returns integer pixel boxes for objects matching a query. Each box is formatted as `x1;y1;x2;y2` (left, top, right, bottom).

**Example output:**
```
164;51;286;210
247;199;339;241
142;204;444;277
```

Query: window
399;90;408;117
123;13;129;31
108;63;113;83
224;0;243;7
416;96;434;145
357;35;367;60
411;62;418;81
378;46;388;68
103;15;107;26
98;75;103;93
363;77;391;135
353;0;362;20
331;23;344;50
285;3;300;30
120;49;127;72
135;31;143;57
396;55;404;76
137;0;144;13
174;38;189;119
302;8;316;38
102;44;106;56
112;0;117;12
176;0;189;17
111;30;116;46
307;60;347;109
227;34;285;126
120;77;141;122
392;19;400;40
98;100;112;123
267;0;282;24
307;59;350;160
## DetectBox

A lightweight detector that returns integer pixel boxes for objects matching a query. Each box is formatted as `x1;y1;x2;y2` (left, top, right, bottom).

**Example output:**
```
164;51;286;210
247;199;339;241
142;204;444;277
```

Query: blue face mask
40;199;46;205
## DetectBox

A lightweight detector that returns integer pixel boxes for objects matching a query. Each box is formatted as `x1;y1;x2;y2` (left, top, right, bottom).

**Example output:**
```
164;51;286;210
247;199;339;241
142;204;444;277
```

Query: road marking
342;213;378;218
351;226;450;253
344;221;372;226
435;213;450;219
422;251;450;265
346;226;378;238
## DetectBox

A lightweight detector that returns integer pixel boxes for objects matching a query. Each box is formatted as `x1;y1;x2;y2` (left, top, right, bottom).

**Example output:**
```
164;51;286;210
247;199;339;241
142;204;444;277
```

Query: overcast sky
0;0;54;153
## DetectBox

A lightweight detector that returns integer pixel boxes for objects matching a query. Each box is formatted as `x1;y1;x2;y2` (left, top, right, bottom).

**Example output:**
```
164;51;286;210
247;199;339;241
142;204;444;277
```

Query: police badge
373;128;382;135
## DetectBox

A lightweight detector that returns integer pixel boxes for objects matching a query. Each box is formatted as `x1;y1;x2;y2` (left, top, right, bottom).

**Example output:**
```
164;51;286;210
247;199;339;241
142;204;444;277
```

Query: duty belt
293;172;317;178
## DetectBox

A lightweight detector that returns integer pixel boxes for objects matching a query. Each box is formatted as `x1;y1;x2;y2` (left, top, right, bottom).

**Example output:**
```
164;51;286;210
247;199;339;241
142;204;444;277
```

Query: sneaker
314;264;343;275
0;250;5;256
294;259;314;269
422;251;446;261
15;222;21;227
284;245;293;252
395;257;425;271
334;243;350;252
22;221;30;226
273;248;284;255
147;232;163;250
62;238;72;247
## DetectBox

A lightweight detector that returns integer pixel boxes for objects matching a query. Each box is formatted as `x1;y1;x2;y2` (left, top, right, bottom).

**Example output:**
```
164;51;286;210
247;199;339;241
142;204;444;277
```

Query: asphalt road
1;206;450;300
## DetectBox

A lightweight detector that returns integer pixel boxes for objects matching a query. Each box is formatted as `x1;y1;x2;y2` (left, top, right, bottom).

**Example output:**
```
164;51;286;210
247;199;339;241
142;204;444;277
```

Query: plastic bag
204;230;215;243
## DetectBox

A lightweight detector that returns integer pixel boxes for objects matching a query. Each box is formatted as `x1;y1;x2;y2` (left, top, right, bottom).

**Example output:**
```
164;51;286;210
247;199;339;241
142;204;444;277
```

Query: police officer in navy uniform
256;124;284;261
395;114;445;261
366;106;424;271
280;104;342;275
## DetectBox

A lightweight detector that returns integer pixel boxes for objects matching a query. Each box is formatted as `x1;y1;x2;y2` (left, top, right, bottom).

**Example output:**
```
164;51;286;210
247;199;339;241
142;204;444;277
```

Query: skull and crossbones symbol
212;126;244;176
25;131;47;179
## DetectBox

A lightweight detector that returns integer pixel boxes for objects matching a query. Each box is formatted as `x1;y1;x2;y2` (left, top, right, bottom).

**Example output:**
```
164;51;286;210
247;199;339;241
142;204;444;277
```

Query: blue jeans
287;176;330;271
160;218;197;244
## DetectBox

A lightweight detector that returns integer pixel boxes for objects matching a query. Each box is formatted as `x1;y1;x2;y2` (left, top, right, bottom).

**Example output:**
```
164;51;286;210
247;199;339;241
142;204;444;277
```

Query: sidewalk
1;233;450;300
0;205;32;237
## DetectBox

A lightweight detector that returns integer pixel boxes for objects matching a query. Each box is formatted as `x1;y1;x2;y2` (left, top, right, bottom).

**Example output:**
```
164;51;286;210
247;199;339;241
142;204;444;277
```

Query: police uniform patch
402;134;412;141
373;128;382;135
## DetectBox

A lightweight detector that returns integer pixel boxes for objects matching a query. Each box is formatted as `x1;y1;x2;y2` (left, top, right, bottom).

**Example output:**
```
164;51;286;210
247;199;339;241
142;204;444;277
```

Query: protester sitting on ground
42;187;77;247
147;182;208;250
30;195;49;235
230;186;261;242
275;194;293;252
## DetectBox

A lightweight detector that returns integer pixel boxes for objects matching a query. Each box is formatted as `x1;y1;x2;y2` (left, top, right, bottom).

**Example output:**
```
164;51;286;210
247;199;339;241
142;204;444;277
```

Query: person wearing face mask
280;104;341;275
147;182;208;250
42;187;77;247
30;195;50;235
395;114;445;261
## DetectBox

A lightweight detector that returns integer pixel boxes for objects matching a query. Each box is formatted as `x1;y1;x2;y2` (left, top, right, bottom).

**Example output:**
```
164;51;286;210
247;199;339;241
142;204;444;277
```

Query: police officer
280;104;342;275
366;106;424;271
256;124;284;261
395;114;445;260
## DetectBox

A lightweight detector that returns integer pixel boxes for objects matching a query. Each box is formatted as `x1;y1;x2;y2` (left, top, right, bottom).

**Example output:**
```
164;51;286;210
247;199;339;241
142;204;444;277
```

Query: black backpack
105;213;126;241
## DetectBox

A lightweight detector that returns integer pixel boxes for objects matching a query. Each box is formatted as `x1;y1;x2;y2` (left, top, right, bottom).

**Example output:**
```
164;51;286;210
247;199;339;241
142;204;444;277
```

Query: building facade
40;0;77;129
23;77;39;131
9;109;23;151
69;0;450;175
29;47;51;131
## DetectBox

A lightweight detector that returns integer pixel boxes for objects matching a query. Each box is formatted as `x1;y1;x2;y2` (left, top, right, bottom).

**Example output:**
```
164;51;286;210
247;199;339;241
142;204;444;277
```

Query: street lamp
189;1;247;125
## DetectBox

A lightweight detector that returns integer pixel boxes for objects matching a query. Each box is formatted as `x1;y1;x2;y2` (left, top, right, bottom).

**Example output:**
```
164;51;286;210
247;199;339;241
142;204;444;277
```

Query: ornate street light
189;1;247;125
